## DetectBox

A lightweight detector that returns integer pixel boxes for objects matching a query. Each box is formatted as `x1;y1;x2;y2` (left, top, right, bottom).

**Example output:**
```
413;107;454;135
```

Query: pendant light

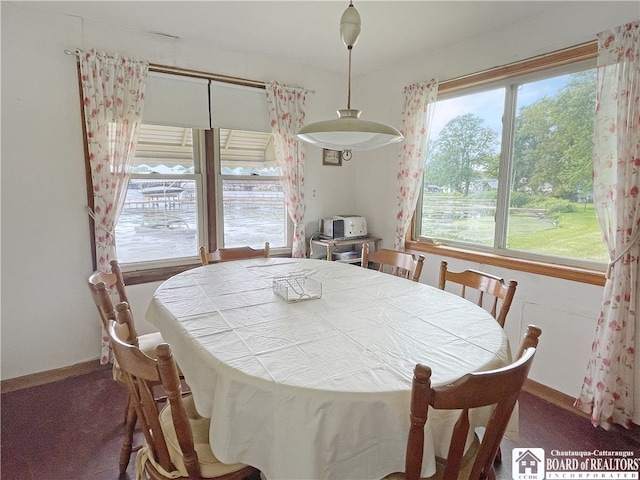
296;1;403;159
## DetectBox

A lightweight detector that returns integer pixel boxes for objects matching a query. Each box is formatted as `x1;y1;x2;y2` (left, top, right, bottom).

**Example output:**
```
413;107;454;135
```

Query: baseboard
524;378;640;437
523;378;590;419
1;359;110;394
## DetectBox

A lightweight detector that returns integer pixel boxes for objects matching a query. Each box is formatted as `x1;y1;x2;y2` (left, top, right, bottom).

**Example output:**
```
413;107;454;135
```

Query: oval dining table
145;257;513;480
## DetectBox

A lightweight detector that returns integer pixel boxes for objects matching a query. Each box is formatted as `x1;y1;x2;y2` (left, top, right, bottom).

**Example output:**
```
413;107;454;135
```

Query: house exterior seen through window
415;59;608;270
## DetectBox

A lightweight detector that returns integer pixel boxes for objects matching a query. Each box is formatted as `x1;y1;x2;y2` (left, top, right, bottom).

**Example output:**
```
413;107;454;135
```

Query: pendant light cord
346;0;354;109
347;47;352;109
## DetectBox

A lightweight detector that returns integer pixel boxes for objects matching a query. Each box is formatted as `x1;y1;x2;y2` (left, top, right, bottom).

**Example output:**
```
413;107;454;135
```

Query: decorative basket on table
272;274;322;303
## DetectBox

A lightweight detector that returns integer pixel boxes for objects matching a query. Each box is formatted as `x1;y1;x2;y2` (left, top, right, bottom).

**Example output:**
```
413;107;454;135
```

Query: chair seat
383;434;480;480
139;394;250;479
112;331;167;383
138;331;166;356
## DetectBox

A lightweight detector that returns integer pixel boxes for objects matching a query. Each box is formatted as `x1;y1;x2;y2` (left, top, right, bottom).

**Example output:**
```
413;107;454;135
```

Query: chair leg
119;395;138;474
123;396;129;425
494;446;502;464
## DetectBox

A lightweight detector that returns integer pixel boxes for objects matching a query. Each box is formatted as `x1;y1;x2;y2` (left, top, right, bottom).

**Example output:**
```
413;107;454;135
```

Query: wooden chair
109;304;258;480
88;260;167;367
87;259;130;329
438;261;517;328
88;260;165;473
361;243;425;282
199;242;270;265
386;325;541;480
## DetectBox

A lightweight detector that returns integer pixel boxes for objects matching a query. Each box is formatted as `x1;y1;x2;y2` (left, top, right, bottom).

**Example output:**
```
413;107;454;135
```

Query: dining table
145;257;513;480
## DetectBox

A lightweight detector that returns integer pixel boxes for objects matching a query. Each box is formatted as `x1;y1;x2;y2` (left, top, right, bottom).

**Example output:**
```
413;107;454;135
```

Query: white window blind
209;81;270;132
143;72;210;128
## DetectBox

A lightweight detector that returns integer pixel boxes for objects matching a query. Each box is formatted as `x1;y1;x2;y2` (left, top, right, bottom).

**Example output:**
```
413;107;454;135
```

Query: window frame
209;128;293;255
116;126;207;271
407;41;606;287
120;127;291;284
111;127;291;285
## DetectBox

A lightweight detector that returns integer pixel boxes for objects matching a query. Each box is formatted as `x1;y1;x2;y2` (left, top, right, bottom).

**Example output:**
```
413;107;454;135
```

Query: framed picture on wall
322;149;342;166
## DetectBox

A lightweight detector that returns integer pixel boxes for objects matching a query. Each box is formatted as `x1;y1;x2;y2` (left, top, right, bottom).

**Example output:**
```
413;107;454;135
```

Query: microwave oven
319;215;368;240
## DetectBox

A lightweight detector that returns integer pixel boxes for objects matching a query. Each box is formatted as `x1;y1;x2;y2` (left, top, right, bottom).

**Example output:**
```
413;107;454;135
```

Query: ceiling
30;1;583;75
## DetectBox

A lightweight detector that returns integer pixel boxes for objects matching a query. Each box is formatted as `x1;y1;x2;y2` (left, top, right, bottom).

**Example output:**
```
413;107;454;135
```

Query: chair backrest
361;244;425;282
88;260;130;331
109;302;199;478
438;261;517;328
110;303;257;480
199;242;270;265
404;325;541;480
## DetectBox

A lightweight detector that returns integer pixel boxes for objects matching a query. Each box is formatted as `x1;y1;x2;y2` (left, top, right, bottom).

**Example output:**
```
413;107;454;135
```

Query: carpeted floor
2;368;639;480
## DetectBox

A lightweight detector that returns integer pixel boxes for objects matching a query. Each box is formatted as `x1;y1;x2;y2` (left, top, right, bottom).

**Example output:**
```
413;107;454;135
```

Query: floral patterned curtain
79;49;148;363
574;21;640;429
394;79;439;249
79;49;148;269
266;82;308;257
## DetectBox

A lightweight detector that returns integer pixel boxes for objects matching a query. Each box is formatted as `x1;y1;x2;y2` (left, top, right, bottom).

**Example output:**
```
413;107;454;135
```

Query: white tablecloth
146;258;511;480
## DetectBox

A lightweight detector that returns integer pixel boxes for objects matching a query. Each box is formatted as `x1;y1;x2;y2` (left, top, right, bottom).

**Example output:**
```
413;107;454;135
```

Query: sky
427;74;573;145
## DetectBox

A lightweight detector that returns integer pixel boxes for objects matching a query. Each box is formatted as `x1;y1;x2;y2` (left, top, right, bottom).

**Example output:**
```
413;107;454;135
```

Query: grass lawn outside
507;206;608;262
422;201;609;263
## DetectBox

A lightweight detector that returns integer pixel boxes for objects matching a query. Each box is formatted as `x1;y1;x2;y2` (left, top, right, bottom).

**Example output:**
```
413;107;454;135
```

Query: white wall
417;256;603;399
0;2;348;379
2;0;639;422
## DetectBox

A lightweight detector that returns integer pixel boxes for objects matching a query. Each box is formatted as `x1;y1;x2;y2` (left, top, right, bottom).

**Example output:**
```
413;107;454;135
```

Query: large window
114;125;288;268
415;51;608;270
85;70;287;277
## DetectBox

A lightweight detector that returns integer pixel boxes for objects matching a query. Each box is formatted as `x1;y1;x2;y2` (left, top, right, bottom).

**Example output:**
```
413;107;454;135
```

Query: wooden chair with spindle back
384;325;542;480
361;244;425;282
199;242;270;265
87;259;129;332
87;260;166;473
109;303;259;480
438;261;517;328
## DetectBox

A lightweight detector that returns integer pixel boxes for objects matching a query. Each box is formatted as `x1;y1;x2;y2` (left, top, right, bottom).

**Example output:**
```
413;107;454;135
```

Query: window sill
122;263;201;285
121;252;293;285
405;240;606;287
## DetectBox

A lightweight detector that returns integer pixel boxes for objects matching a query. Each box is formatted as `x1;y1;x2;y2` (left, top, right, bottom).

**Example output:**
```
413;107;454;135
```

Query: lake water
115;184;286;264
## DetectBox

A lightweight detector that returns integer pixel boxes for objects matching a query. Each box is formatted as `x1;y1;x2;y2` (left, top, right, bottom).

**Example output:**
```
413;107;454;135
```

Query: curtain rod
150;63;267;89
65;49;314;93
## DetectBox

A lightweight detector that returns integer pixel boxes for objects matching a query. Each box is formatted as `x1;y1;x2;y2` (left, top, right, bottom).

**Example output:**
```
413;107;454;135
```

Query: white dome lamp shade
296;1;403;159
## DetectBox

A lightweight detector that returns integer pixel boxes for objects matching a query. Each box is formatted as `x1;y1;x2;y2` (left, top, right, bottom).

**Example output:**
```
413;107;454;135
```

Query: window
114;125;288;268
98;72;288;274
414;47;608;270
214;128;288;249
115;125;205;266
